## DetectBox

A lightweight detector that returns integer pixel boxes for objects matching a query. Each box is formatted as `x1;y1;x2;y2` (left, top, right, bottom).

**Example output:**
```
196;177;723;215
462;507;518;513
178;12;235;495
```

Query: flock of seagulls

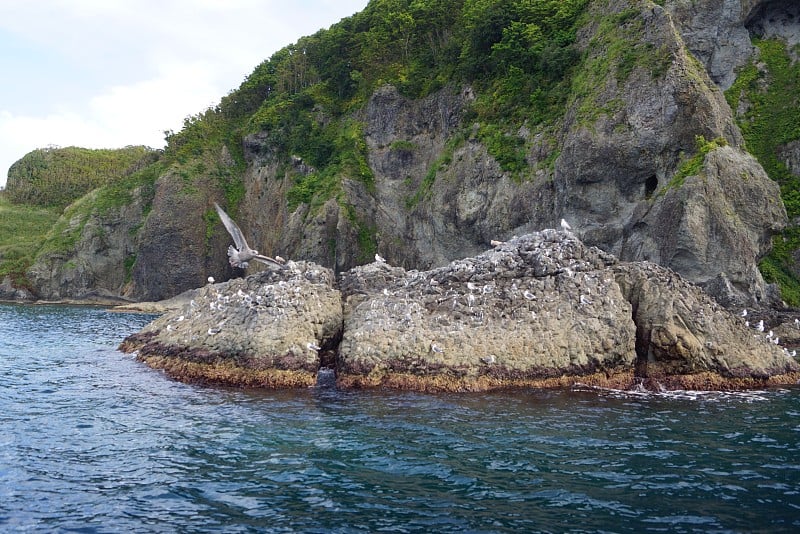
741;309;797;358
170;211;800;372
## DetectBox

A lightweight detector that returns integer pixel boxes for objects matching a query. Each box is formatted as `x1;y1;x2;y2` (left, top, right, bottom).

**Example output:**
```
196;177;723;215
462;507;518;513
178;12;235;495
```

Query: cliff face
20;0;797;308
196;0;786;308
26;188;146;302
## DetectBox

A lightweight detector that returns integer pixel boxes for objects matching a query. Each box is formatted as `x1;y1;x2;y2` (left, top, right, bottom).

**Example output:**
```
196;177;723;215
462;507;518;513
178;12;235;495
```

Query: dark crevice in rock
644;175;658;200
745;0;800;37
319;320;343;370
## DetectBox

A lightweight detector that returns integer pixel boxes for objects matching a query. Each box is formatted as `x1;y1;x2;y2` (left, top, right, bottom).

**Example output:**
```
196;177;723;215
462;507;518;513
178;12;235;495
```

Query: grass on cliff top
0;194;60;287
725;38;800;305
4;145;156;209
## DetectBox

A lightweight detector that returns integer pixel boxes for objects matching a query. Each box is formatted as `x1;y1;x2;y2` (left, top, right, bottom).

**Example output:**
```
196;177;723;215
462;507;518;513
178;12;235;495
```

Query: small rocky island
120;230;800;392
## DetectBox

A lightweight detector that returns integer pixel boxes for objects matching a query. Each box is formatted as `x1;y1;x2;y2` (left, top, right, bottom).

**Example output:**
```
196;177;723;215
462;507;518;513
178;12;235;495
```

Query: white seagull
560;218;572;232
214;203;283;269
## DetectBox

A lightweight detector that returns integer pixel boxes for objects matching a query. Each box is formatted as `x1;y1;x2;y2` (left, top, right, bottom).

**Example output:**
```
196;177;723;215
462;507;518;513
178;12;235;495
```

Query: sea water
1;303;799;532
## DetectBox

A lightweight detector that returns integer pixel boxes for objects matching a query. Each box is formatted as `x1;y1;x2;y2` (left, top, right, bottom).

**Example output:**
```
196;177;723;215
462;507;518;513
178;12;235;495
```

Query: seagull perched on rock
214;203;283;269
560;218;572;232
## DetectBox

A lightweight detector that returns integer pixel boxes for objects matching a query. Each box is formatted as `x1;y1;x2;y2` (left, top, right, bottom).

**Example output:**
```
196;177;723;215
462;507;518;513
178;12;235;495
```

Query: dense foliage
5;146;156;208
178;0;592;207
726;39;800;305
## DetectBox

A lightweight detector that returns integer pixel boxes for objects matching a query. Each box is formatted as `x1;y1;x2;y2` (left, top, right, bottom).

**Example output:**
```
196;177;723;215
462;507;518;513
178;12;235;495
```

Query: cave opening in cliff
745;0;800;40
644;175;658;199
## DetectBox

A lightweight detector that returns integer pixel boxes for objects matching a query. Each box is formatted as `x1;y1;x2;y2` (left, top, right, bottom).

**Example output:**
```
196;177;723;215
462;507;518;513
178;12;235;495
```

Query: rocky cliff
223;0;789;308
13;0;799;310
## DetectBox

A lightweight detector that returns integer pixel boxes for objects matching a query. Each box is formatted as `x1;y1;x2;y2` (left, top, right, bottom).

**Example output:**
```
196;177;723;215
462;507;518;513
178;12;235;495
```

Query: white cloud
0;0;368;187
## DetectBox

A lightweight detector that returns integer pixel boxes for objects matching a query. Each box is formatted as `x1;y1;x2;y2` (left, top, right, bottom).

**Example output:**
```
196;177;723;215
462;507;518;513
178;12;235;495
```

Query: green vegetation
389;140;417;153
0;195;60;287
343;203;377;263
664;136;728;192
725;39;800;305
5;146;155;208
205;0;591;207
570;4;673;126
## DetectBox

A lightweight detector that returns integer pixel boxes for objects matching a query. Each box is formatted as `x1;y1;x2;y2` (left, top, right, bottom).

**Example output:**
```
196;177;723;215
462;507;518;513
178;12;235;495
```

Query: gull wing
252;255;285;268
214;203;249;251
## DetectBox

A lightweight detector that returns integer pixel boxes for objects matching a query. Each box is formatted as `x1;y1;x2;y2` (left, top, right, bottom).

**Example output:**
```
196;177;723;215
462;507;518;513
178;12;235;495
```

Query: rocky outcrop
614;261;794;384
619;145;785;308
662;0;760;90
120;231;800;392
336;231;635;391
130;170;236;302
663;0;800;90
0;276;34;301
121;261;342;387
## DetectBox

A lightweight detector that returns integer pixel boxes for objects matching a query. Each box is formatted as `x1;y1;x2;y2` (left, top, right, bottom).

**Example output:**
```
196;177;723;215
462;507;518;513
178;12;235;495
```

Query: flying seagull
213;203;283;269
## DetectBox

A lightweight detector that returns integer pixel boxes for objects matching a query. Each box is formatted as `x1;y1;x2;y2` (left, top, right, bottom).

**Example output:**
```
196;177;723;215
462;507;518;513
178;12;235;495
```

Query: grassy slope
0;195;60;288
725;39;800;305
5;145;155;209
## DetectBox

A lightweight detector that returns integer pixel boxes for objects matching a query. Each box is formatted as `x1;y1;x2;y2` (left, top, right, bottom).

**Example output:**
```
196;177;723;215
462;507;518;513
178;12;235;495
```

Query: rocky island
120;229;800;392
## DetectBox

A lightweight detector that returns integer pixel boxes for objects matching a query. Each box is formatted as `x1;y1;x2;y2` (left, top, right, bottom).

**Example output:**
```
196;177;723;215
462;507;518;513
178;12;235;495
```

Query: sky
0;0;369;187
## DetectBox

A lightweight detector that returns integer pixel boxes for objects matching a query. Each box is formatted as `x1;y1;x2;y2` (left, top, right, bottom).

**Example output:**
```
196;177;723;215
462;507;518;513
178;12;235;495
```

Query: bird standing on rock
214;203;284;269
560;218;572;232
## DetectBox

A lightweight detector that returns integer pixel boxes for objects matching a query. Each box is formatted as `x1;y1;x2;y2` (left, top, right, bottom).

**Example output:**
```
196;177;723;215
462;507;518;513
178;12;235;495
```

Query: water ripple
2;304;800;532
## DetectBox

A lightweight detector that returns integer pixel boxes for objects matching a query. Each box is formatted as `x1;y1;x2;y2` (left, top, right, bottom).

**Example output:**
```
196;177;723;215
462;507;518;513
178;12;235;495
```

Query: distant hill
5;145;157;208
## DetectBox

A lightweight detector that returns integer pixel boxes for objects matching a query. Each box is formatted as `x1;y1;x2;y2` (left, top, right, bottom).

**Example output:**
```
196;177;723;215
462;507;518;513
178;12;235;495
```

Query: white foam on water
573;383;781;402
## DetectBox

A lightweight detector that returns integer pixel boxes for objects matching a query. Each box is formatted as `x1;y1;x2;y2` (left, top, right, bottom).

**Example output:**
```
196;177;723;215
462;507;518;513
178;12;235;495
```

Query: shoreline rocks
119;231;800;392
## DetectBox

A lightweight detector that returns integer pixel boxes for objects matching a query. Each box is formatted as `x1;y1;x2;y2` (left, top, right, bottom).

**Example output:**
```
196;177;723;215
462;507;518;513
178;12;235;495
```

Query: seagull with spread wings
214;203;284;269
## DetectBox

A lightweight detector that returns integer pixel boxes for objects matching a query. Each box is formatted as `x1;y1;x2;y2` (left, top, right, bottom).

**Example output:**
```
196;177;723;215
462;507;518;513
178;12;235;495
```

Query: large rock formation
129;170;235;302
121;261;342;387
120;231;800;392
26;188;147;303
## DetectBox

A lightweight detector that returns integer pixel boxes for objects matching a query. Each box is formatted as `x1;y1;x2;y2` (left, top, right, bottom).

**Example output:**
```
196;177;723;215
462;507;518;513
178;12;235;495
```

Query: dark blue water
1;304;799;533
